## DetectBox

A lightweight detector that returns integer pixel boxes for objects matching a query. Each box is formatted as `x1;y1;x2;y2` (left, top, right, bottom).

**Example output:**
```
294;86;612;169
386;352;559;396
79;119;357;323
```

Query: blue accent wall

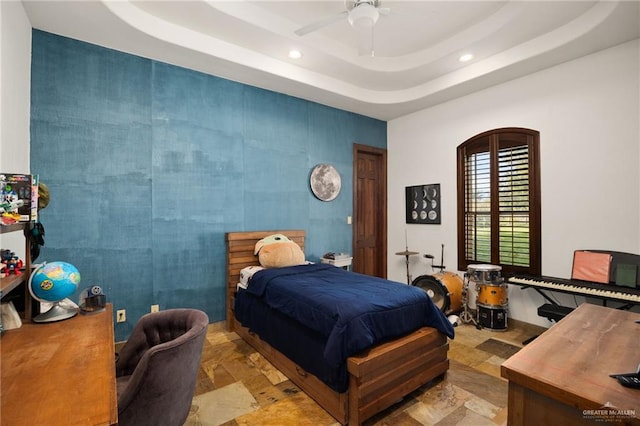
30;30;387;341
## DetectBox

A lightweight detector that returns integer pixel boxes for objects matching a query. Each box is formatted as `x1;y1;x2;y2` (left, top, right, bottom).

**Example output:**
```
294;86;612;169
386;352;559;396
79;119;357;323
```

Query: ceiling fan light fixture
348;4;379;28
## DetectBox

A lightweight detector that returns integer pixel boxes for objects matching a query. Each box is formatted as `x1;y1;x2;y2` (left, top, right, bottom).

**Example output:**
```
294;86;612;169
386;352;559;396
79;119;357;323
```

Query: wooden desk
1;304;117;425
501;304;640;425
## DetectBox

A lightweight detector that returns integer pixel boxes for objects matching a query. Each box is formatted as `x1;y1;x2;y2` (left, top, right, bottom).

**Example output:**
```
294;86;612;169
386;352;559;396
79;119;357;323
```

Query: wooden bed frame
226;230;450;425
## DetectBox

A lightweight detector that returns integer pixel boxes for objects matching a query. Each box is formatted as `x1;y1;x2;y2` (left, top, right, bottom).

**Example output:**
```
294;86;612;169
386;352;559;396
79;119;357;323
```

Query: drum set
411;263;508;331
466;264;508;330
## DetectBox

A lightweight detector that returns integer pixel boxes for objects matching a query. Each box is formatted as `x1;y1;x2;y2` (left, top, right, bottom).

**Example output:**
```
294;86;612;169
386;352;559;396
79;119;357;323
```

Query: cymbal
395;250;419;256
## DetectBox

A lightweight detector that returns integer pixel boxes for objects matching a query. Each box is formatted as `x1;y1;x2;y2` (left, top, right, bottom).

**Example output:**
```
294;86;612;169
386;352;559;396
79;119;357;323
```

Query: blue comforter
244;263;454;368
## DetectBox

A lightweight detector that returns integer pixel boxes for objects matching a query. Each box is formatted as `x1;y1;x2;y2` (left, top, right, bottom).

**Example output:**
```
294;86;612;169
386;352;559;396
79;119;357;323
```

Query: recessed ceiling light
459;53;474;63
288;50;303;59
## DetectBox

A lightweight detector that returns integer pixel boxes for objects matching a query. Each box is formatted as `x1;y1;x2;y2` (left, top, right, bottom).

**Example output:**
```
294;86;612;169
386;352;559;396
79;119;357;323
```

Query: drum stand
396;249;419;285
459;275;479;327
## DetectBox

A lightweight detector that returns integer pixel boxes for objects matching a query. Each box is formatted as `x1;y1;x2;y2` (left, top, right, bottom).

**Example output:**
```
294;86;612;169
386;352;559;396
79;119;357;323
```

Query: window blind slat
498;142;530;267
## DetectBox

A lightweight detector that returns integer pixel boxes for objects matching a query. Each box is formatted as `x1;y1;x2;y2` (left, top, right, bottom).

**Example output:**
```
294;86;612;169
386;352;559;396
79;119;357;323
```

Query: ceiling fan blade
294;11;348;36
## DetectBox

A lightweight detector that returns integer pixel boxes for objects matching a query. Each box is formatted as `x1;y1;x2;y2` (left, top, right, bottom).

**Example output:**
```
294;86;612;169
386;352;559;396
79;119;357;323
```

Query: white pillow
238;265;265;289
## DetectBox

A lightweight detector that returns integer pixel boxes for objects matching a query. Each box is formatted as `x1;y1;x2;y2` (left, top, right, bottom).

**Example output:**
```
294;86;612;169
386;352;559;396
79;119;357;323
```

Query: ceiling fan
294;0;391;56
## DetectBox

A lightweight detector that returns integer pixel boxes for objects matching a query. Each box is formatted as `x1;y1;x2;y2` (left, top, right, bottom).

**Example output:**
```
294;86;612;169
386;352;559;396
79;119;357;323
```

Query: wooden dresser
501;303;640;425
1;304;117;425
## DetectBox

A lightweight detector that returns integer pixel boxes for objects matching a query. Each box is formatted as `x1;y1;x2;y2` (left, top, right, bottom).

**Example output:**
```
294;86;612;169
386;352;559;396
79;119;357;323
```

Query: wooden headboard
225;230;306;331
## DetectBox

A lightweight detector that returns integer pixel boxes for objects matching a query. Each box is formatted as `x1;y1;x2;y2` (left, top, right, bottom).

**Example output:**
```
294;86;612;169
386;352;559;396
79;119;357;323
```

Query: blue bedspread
244;263;454;368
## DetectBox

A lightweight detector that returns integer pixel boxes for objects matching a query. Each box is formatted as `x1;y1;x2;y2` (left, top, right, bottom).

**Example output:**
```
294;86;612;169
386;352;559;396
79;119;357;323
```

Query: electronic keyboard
508;275;640;304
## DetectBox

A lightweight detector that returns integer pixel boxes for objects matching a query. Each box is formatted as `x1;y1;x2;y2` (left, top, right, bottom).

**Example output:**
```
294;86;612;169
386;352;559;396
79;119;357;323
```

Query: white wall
1;1;31;172
388;40;640;327
1;1;32;256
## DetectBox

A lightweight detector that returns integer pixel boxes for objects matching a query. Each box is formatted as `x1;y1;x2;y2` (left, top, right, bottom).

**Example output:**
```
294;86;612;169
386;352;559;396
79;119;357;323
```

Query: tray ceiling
22;1;640;120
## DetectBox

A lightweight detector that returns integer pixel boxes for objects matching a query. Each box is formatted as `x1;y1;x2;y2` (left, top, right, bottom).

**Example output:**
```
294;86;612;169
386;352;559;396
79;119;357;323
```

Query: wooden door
353;144;387;278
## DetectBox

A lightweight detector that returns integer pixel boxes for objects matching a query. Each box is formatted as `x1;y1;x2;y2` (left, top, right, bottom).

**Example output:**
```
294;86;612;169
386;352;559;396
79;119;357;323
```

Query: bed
226;230;453;425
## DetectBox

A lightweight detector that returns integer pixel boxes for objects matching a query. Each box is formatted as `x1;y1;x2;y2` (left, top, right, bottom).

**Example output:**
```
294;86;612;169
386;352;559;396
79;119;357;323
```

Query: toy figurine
1;250;23;276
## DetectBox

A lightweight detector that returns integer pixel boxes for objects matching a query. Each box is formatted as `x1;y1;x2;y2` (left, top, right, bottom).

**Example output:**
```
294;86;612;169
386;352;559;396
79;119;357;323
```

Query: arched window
457;128;541;275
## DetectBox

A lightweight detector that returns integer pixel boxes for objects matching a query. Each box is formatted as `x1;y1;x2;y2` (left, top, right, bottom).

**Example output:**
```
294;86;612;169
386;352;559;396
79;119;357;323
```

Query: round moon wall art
310;164;341;201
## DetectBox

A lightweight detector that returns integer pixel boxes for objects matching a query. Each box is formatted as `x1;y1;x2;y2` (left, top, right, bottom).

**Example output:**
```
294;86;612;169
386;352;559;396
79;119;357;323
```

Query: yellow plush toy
254;234;305;268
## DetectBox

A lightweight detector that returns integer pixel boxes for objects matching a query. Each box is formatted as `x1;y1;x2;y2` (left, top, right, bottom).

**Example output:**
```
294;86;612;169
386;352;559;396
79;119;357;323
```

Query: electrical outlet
151;304;159;313
117;309;126;323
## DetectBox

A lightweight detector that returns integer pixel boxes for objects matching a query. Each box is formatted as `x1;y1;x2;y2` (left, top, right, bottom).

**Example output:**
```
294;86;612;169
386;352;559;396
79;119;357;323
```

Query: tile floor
184;319;547;426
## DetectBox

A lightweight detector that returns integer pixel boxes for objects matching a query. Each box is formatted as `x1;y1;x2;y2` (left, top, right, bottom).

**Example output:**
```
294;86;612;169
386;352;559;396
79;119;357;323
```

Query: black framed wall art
406;184;441;224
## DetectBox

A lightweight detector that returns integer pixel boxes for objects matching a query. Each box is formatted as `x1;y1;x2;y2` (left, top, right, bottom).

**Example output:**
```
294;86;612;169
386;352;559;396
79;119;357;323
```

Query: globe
29;261;81;322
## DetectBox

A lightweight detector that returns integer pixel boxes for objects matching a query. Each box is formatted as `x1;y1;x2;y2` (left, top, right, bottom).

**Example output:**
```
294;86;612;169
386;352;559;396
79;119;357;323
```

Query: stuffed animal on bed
254;234;305;268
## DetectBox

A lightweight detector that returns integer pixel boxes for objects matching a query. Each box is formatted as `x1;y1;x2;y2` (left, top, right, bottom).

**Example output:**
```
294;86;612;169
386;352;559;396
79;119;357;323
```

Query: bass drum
412;272;463;315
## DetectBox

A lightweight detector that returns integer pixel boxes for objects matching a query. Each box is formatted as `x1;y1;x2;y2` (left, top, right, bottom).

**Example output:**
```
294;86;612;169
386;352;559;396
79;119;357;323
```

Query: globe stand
33;302;78;323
